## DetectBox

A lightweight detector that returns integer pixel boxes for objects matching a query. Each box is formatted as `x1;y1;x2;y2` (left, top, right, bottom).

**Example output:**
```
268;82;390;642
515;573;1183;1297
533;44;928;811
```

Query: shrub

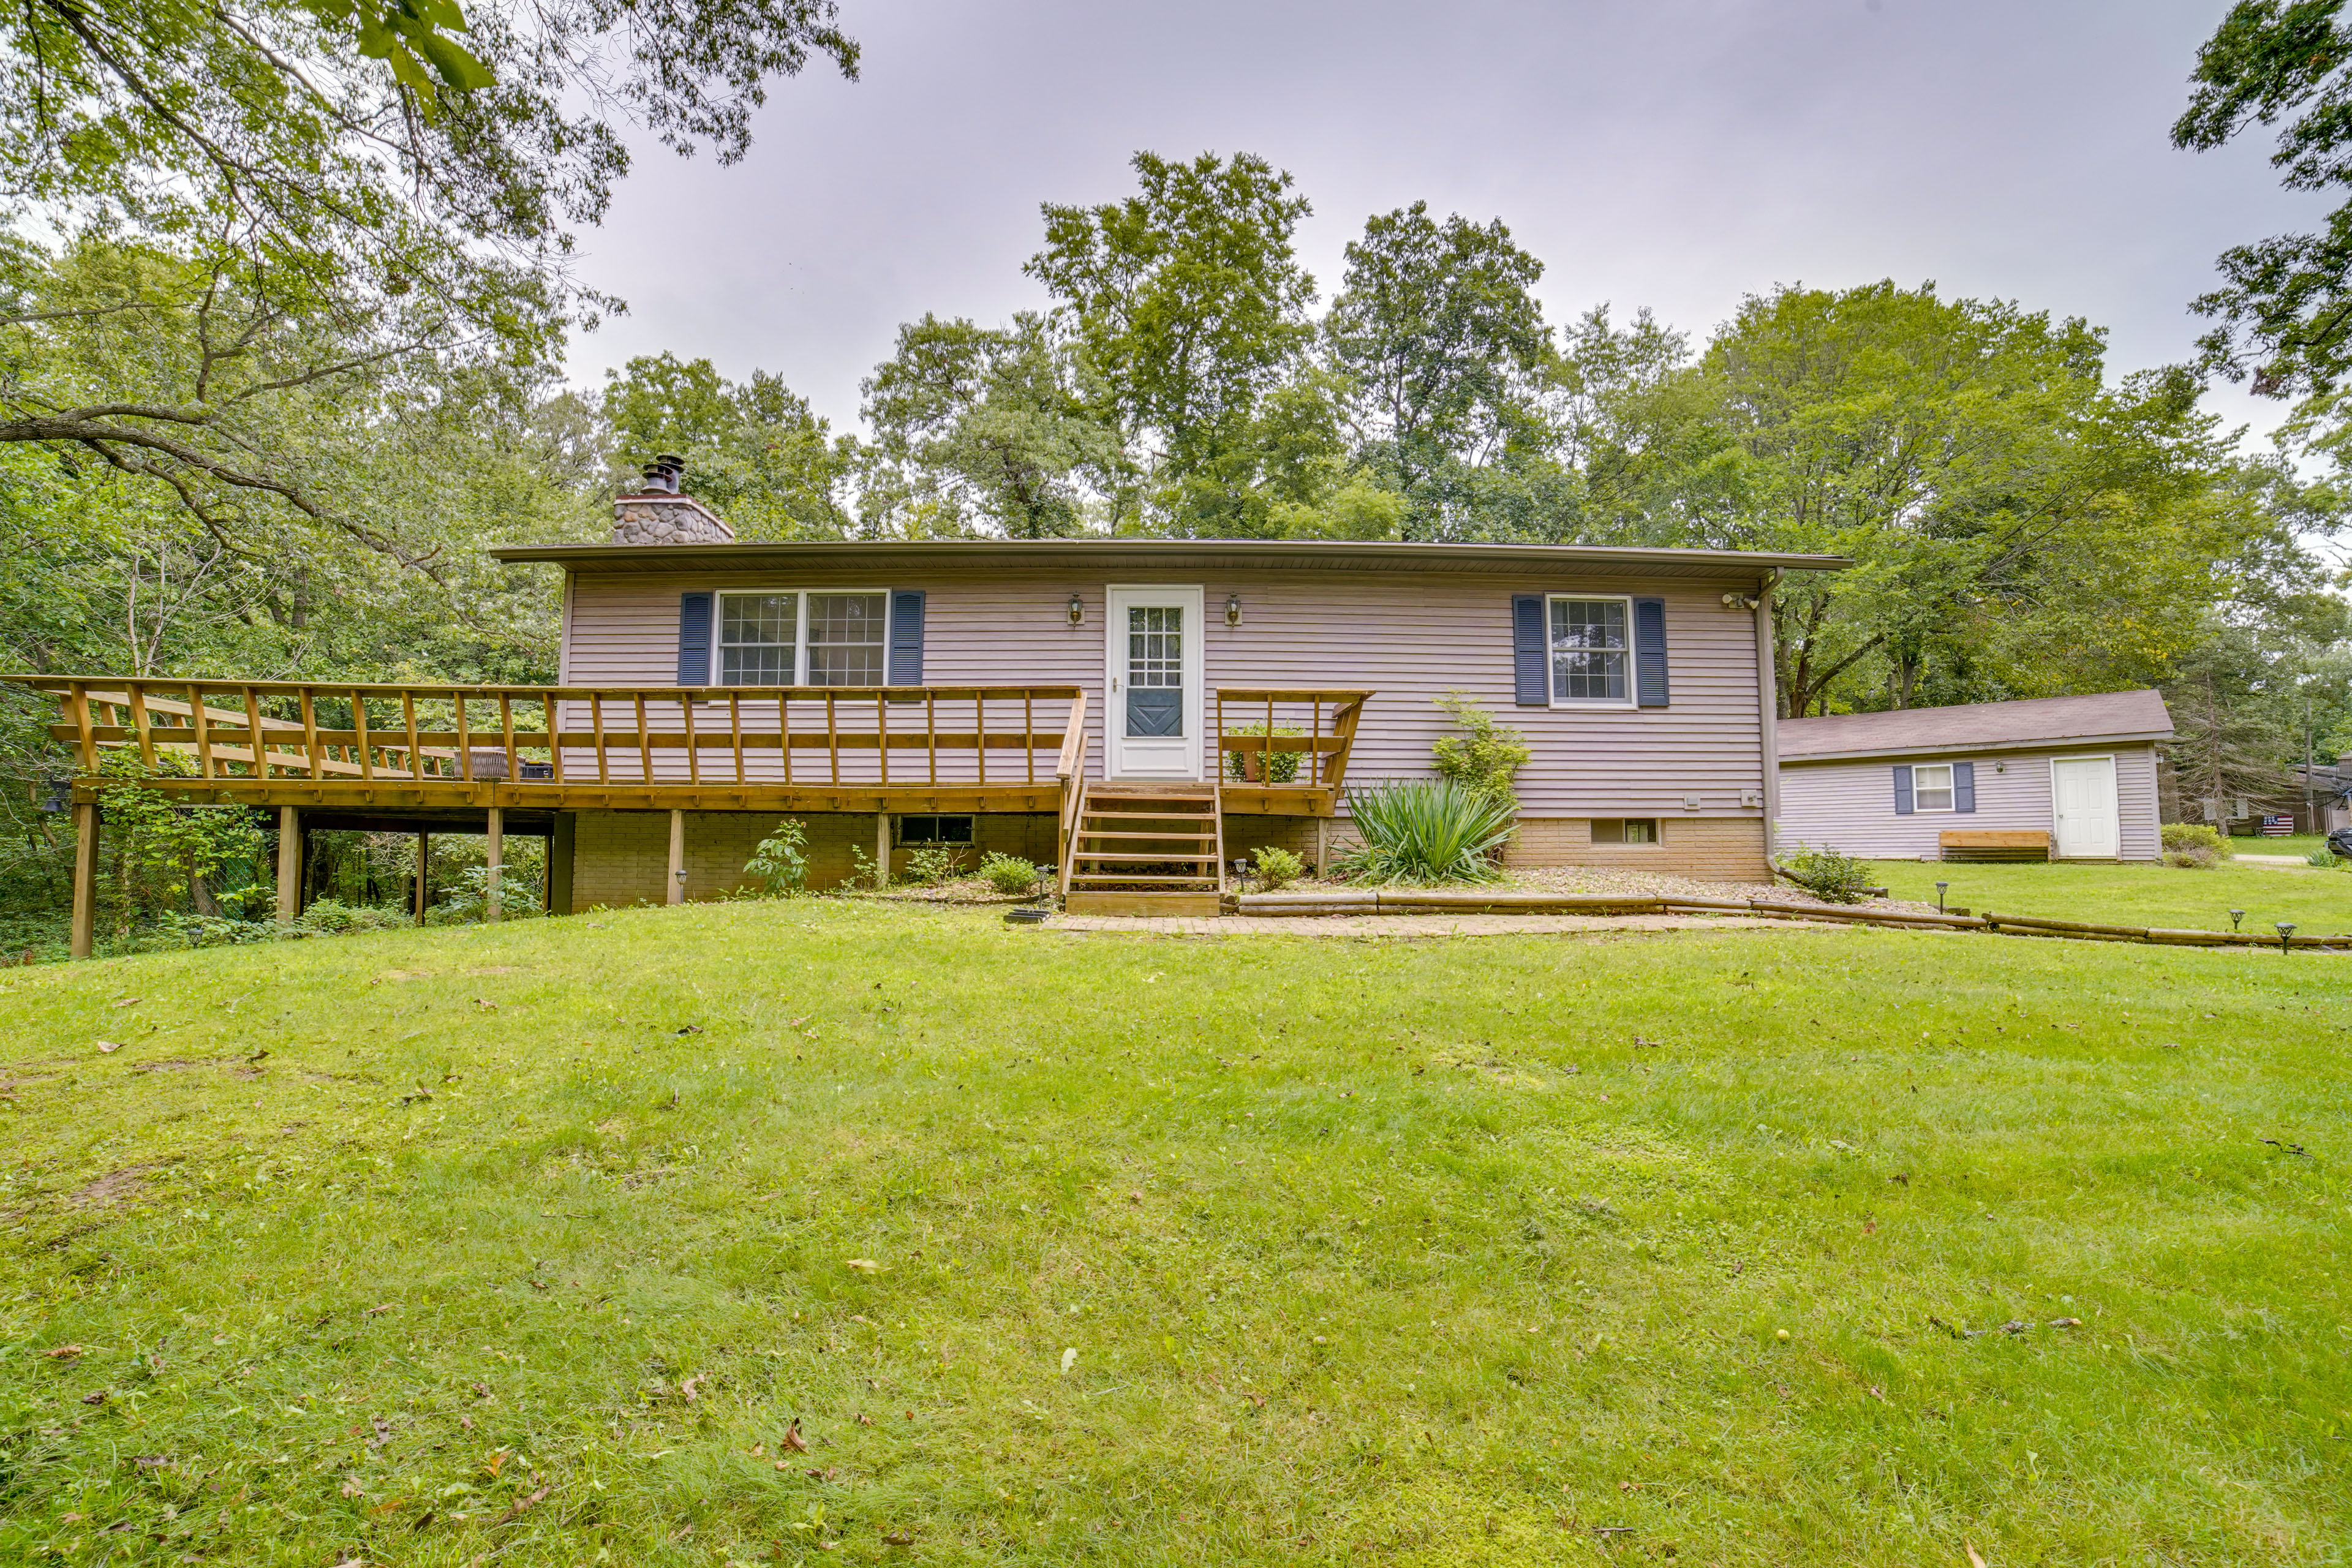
2307;846;2342;868
1335;780;1517;884
1223;722;1303;784
2161;823;2231;864
1776;843;1875;905
292;899;410;937
428;865;547;923
745;819;811;896
1249;846;1305;890
980;852;1045;895
905;844;968;887
1430;692;1531;807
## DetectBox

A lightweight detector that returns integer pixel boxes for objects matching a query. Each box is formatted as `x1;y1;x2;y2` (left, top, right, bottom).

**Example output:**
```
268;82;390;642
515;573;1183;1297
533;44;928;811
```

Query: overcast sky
569;0;2320;447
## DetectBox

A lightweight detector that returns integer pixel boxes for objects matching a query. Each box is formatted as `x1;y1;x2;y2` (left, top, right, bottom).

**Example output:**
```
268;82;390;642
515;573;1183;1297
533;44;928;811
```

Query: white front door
1104;585;1204;780
2051;755;2120;859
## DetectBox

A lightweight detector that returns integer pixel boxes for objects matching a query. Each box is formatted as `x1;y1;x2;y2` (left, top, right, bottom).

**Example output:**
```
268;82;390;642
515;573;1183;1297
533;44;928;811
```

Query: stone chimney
611;454;734;545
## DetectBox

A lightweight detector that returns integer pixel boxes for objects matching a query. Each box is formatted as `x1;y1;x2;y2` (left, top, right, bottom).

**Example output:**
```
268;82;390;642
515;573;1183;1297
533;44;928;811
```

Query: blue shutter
676;592;713;686
1893;764;1914;815
889;590;925;685
1633;597;1669;708
1512;595;1547;706
1954;761;1976;813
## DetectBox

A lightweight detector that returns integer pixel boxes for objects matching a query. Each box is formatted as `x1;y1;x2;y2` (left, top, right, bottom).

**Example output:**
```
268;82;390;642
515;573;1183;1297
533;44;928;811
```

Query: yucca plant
1335;779;1518;884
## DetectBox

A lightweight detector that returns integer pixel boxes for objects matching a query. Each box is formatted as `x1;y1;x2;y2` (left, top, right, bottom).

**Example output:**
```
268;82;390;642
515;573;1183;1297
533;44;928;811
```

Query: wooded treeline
0;3;2344;842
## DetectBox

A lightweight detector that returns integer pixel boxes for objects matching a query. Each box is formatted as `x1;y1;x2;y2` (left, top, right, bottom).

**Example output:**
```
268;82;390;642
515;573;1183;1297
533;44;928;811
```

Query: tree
602;353;856;537
859;314;1124;537
1326;203;1551;535
2171;1;2352;395
1025;151;1316;530
0;0;858;527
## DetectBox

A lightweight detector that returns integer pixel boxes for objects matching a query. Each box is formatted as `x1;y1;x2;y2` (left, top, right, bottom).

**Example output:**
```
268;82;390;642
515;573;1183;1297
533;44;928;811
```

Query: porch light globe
1066;594;1084;626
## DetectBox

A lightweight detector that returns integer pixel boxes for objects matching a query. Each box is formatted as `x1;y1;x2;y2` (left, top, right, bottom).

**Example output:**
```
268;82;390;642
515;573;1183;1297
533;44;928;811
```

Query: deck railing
21;678;1088;794
1212;688;1369;794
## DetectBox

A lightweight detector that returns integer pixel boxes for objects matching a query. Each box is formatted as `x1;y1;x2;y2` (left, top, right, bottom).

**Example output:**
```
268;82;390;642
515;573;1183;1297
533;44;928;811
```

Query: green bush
1335;780;1517;885
1431;692;1531;807
980;852;1044;895
2160;823;2231;869
905;844;968;887
293;899;410;936
1223;722;1304;784
745;819;811;896
1776;843;1875;905
428;865;548;923
1250;846;1305;890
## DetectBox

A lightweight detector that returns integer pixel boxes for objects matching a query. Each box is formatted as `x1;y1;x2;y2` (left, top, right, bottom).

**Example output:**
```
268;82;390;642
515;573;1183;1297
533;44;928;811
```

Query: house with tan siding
1774;691;2173;864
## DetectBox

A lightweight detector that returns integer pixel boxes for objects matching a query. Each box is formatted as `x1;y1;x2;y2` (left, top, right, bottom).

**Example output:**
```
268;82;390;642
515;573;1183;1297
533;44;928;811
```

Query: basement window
895;814;974;846
1589;818;1659;845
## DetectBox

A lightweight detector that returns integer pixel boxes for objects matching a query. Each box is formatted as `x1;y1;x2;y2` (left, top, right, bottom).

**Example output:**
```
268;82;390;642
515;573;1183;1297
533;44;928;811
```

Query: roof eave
1778;731;2176;764
486;538;1854;575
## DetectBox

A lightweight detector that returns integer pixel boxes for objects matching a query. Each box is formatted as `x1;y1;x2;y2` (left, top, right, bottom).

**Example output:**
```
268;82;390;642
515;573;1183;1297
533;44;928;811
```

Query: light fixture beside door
1225;594;1242;627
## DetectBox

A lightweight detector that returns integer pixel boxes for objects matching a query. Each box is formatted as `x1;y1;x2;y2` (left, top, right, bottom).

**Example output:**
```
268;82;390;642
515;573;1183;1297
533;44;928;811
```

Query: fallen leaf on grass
856;1412;873;1426
492;1486;548;1526
806;1466;838;1480
1966;1545;1988;1568
109;997;139;1009
41;1344;82;1360
95;1041;121;1054
364;1303;395;1317
1060;1347;1077;1375
780;1419;809;1452
674;1024;702;1035
2048;1317;2082;1329
680;1374;703;1402
80;1391;106;1405
845;1259;883;1273
341;1479;363;1498
883;1530;916;1546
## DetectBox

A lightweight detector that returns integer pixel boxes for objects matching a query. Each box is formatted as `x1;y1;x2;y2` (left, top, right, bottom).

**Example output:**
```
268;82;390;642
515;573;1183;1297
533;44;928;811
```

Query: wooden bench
1940;829;2049;863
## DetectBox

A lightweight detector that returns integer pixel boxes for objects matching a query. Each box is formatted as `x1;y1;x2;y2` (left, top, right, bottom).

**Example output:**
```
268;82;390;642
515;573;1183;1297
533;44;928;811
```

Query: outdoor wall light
1067;594;1084;627
1226;594;1243;627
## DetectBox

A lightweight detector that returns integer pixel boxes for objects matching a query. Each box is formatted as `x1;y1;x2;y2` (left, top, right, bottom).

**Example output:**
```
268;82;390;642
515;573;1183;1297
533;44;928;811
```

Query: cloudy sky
570;0;2319;445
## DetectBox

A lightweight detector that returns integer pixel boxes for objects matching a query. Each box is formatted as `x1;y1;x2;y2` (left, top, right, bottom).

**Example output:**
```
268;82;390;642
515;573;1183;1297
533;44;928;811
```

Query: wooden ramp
1065;782;1226;917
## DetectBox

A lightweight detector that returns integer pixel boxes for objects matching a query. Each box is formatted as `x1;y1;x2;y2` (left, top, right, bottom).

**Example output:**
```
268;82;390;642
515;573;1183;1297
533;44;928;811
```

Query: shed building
1774;691;2173;863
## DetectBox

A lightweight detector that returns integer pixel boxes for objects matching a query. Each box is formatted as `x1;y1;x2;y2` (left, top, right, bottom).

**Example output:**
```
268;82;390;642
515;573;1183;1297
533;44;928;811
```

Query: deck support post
414;830;429;925
1315;815;1329;876
484;806;503;922
876;813;891;889
667;809;686;905
70;801;98;959
276;805;300;922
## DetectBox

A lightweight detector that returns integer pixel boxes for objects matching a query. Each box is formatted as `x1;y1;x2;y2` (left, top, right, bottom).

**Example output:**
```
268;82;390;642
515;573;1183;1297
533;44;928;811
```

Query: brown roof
486;537;1849;579
1777;690;2173;761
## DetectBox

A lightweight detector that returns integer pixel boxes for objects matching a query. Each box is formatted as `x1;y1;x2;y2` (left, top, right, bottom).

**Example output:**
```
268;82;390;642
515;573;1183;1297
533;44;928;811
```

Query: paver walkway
1045;912;1875;938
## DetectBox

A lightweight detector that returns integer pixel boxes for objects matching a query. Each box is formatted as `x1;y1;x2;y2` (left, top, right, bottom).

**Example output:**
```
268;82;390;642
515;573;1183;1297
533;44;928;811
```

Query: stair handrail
1055;689;1088;897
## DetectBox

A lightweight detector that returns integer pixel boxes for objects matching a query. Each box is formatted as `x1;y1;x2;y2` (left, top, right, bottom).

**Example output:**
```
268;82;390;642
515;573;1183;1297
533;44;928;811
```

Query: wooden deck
15;676;1377;953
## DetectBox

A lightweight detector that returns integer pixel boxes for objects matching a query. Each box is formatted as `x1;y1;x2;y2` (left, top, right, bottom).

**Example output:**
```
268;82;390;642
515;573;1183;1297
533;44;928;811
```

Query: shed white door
2051;756;2120;859
1104;586;1204;780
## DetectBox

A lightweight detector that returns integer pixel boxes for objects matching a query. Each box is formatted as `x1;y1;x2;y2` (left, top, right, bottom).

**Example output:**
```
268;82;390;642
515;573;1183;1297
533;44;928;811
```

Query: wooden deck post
484;805;503;922
667;808;686;904
276;805;300;922
70;801;98;959
414;830;429;925
876;813;891;889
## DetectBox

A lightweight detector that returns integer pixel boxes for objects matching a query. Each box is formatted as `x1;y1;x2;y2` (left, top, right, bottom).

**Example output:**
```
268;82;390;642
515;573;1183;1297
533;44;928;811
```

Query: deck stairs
1063;782;1226;916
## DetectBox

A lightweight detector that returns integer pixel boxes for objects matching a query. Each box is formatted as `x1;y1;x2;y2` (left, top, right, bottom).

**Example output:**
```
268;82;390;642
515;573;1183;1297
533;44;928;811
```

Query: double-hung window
1548;595;1632;705
714;590;888;686
1912;762;1956;812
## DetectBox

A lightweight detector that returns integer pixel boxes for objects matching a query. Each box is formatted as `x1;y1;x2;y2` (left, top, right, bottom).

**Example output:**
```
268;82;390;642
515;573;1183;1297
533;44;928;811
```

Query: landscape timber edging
1224;891;2347;951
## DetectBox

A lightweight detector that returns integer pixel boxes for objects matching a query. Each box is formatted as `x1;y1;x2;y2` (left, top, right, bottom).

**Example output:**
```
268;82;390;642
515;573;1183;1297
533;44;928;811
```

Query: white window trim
1545;593;1638;709
1910;761;1957;814
709;587;891;689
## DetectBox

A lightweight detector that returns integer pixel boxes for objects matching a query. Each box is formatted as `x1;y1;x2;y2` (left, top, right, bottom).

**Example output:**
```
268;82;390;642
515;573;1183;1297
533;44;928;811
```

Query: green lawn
1867;856;2352;935
2;904;2348;1566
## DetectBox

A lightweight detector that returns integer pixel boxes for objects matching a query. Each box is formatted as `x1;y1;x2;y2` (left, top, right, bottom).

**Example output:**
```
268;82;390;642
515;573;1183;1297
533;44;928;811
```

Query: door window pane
718;594;796;686
1126;605;1185;736
1550;598;1629;702
807;593;888;686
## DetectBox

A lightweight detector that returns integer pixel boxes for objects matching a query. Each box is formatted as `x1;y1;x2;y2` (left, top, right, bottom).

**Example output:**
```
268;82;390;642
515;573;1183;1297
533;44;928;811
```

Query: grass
2;902;2348;1566
1868;856;2352;934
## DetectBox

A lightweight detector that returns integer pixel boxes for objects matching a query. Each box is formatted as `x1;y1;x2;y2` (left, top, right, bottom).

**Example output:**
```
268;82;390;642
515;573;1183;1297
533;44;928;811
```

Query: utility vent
612;454;734;545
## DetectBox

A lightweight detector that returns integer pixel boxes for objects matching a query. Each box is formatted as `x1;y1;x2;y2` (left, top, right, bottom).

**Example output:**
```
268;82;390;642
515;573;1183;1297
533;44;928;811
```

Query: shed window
1590;818;1659;844
1548;596;1632;704
715;590;888;686
1912;763;1956;813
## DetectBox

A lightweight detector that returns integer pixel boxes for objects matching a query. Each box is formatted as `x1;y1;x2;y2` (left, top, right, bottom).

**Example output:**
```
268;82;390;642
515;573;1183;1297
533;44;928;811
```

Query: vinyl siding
1776;743;2162;862
560;565;1771;820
